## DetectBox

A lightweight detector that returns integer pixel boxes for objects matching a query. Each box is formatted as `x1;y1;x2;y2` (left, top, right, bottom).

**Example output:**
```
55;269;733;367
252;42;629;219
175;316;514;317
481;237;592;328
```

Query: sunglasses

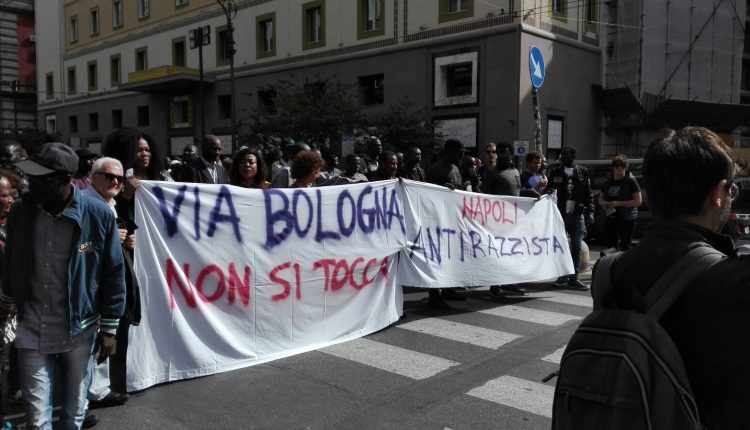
486;150;497;154
612;164;627;169
94;172;124;183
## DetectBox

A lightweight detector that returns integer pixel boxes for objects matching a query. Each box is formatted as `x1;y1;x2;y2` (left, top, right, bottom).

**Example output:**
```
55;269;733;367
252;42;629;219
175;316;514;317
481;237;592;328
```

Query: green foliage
243;75;365;151
370;98;438;153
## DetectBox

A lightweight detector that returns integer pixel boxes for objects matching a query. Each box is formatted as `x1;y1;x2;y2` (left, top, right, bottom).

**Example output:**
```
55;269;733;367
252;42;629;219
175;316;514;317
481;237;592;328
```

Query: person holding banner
367;150;399;182
548;146;594;291
0;142;125;430
425;138;467;308
230;147;271;189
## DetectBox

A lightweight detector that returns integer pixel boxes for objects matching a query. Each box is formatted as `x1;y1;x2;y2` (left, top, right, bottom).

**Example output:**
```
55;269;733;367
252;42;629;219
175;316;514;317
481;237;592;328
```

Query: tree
370;98;439;153
242;75;365;152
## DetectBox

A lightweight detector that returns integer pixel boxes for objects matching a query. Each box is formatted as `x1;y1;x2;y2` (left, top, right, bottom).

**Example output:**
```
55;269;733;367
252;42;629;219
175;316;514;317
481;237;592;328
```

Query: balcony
119;65;214;94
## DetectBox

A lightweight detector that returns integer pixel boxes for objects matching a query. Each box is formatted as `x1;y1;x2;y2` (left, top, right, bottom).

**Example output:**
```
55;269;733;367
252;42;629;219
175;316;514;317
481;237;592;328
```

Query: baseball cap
16;142;79;176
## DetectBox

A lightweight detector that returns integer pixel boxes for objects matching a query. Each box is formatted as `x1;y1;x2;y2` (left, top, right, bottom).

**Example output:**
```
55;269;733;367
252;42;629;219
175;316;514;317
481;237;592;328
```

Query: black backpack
551;246;724;430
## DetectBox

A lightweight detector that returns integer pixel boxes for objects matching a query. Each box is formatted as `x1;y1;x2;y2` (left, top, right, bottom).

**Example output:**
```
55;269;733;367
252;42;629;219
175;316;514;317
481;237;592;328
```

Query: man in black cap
72;148;99;190
0;142;125;429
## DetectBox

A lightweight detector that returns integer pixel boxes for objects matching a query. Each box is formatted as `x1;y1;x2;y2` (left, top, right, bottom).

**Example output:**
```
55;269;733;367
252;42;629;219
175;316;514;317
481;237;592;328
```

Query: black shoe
89;391;129;409
82;413;99;429
488;285;504;298
552;277;569;288
427;290;450;309
500;285;527;296
441;289;466;301
566;278;589;291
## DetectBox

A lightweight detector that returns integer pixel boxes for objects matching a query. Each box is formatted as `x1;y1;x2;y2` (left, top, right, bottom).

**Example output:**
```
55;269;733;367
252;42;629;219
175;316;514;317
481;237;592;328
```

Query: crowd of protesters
0;126;647;429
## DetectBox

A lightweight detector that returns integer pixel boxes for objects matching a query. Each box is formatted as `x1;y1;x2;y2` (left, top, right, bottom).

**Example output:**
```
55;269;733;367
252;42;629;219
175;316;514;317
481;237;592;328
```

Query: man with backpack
552;126;750;429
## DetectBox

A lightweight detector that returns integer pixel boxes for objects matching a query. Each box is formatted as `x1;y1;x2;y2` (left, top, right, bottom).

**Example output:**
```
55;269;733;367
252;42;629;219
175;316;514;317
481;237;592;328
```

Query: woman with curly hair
290;150;324;188
104;127;170;199
230;147;270;189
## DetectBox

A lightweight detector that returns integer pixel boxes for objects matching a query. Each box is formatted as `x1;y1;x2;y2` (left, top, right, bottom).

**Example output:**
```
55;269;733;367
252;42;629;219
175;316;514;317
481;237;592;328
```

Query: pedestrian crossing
316;286;591;424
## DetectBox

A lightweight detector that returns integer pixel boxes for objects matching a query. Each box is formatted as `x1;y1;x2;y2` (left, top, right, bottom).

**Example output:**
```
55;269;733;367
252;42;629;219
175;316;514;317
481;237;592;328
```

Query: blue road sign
529;46;545;88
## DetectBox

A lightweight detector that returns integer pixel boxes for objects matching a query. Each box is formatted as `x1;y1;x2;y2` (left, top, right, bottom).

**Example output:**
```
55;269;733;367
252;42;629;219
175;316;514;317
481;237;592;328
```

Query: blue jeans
563;213;586;277
17;331;96;430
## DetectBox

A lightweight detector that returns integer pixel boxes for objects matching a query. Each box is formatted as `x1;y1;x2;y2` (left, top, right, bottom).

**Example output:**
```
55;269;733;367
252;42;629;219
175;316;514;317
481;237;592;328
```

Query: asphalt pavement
2;247;604;429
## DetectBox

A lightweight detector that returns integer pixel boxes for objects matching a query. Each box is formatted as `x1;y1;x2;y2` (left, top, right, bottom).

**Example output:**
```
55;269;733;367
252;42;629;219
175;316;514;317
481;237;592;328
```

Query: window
302;1;325;50
45;114;57;134
359;74;384;105
110;54;121;86
218;95;231;119
90;8;100;35
138;0;149;19
216;26;232;66
69;115;78;133
547;115;564;149
256;13;276;59
448;0;468;12
584;0;597;33
549;0;567;21
434;51;479;106
87;61;97;91
45;73;54;100
439;0;473;22
170;96;192;128
112;109;123;129
173;37;186;67
89;112;99;132
446;63;472;97
358;0;384;39
67;66;77;95
137;105;149;126
135;47;147;71
69;16;79;43
258;88;276;114
176;0;188;6
112;0;123;28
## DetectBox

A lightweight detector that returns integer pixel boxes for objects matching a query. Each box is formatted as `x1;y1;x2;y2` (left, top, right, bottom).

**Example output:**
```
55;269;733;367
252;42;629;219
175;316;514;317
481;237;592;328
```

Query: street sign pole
532;87;542;153
528;46;546;154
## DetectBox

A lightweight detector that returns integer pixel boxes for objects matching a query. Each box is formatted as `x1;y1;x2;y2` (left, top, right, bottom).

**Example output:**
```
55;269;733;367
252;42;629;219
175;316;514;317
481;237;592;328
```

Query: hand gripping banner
128;180;572;391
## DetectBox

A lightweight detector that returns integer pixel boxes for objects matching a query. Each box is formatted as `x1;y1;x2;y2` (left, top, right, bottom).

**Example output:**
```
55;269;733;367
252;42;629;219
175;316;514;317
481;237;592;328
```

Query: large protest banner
129;181;405;391
399;181;574;286
128;180;573;391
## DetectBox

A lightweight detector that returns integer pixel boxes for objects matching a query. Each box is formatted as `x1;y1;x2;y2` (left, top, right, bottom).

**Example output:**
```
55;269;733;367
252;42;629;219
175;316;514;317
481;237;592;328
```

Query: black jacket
547;163;594;216
611;220;750;429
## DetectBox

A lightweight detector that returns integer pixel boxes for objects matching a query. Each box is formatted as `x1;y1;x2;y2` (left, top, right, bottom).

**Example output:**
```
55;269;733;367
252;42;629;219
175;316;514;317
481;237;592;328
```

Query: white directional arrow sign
528;46;546;88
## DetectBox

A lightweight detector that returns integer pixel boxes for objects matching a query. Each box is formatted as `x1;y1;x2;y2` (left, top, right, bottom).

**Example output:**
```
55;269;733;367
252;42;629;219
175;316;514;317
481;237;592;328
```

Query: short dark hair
229;147;267;188
526;151;542;163
290;150;324;180
612;154;629;169
496;141;514;153
378;150;396;164
643;126;734;219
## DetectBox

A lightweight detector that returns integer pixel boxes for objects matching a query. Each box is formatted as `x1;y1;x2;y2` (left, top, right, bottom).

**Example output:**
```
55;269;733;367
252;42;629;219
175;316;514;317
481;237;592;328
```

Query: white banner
128;180;572;391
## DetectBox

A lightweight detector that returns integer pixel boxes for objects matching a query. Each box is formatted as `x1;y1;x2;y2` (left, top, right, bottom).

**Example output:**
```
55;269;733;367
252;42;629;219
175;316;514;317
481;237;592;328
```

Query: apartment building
1;0;36;132
37;0;603;158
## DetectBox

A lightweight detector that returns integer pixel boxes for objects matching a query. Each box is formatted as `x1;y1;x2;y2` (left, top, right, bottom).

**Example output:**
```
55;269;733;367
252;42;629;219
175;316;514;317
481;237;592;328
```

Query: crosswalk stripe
397;318;522;349
526;291;593;308
319;338;460;380
467;375;554;418
478;305;581;326
542;346;566;364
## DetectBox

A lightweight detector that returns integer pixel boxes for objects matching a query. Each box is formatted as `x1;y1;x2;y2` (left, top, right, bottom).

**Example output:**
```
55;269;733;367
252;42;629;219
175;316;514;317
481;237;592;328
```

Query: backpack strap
590;251;623;310
645;245;725;320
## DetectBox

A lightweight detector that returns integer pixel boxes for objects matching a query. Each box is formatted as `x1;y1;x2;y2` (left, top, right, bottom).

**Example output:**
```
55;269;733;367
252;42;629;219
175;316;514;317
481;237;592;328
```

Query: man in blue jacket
0;142;125;430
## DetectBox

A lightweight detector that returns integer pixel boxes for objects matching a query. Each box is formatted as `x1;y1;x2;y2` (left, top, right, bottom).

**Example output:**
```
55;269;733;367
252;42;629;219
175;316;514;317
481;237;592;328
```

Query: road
3;251;602;429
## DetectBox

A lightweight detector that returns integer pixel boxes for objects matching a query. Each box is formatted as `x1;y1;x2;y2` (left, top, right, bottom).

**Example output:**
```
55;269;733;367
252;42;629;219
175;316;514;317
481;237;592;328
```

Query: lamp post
217;0;238;153
189;25;211;138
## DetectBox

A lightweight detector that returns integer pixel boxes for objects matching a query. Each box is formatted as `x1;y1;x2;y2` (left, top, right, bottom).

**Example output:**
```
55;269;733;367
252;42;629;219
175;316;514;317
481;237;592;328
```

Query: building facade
1;0;36;133
37;0;604;159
